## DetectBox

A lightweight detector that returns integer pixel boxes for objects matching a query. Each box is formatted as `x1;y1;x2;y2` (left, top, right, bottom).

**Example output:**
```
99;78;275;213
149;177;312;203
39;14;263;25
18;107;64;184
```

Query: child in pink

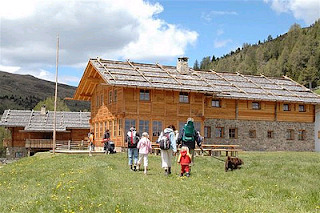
177;146;192;177
137;132;152;175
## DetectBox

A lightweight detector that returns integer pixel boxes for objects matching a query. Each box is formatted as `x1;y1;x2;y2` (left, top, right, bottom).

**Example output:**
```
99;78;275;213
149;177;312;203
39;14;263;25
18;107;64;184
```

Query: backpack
182;120;195;143
127;131;139;148
159;132;171;150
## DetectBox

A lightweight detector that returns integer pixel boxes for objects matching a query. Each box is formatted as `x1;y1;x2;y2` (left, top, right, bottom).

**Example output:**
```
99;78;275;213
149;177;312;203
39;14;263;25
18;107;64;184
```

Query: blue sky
0;0;319;87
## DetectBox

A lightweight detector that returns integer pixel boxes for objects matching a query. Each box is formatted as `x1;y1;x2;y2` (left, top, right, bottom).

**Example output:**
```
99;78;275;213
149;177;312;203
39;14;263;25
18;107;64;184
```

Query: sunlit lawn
0;151;320;212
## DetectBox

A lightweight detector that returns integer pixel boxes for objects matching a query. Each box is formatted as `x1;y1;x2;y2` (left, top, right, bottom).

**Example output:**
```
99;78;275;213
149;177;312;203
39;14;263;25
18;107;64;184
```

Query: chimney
41;105;46;115
177;57;189;74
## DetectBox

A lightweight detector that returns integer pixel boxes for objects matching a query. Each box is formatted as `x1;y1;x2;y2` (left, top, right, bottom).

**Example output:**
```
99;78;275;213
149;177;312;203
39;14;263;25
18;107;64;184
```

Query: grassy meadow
0;151;320;213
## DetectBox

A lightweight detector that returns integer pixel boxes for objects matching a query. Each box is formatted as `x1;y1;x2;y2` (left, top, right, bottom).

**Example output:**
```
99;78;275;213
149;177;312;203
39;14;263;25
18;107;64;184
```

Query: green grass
1;152;320;213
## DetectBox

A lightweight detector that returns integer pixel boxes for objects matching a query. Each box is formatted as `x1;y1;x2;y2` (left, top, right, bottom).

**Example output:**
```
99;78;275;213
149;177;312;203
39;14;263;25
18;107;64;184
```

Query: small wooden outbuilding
0;108;90;158
71;57;320;151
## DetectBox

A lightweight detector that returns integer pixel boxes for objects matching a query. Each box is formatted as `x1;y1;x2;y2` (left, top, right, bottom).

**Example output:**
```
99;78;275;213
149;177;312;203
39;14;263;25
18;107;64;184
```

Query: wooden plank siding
89;82;315;148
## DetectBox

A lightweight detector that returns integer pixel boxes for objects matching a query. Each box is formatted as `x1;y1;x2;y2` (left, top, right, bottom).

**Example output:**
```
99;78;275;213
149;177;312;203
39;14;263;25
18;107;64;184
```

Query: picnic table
195;144;242;157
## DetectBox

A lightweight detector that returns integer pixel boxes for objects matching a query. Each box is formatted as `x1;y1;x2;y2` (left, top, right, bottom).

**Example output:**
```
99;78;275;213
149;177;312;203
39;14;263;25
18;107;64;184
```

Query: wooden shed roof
0;110;90;132
72;58;320;104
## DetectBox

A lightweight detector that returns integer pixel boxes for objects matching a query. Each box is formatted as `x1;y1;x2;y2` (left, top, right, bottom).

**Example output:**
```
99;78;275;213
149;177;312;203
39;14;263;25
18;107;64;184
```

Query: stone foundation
6;147;28;159
204;119;314;151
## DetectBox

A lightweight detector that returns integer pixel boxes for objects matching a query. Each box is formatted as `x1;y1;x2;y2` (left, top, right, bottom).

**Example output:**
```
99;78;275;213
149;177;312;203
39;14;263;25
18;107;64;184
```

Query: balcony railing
25;139;88;150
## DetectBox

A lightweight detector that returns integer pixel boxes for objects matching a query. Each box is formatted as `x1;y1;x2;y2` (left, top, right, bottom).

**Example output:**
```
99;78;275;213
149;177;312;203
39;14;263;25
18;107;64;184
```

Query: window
140;89;150;101
109;121;112;136
152;121;162;136
114;90;117;102
229;128;238;139
100;122;103;138
113;120;117;137
212;100;220;107
15;152;24;158
179;92;189;103
299;105;306;112
204;126;211;138
252;102;261;110
109;91;112;104
215;127;224;138
298;130;306;140
139;120;149;134
286;129;294;140
283;104;290;111
125;119;136;133
267;131;274;139
118;119;122;136
101;94;104;106
249;130;256;138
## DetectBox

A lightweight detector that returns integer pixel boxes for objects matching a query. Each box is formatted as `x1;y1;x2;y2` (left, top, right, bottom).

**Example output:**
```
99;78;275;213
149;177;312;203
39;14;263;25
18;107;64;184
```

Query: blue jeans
128;148;138;166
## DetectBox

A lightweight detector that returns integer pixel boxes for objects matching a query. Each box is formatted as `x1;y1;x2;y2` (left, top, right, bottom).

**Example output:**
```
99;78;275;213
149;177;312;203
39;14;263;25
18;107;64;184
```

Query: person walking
178;118;202;171
157;125;177;175
137;132;152;175
177;146;192;177
88;132;94;157
103;129;110;153
125;127;140;171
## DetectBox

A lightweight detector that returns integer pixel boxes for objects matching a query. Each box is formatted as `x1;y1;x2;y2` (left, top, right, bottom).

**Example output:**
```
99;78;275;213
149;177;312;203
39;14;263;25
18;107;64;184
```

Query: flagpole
53;34;59;154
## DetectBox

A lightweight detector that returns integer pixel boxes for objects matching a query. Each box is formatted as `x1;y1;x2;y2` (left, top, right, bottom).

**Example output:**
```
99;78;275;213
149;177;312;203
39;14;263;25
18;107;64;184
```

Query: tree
193;60;200;70
33;96;70;111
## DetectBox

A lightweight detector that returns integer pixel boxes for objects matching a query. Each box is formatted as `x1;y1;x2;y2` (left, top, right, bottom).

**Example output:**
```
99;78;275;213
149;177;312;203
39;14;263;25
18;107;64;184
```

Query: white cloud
264;0;320;25
214;39;232;48
202;11;238;22
216;29;224;36
0;65;21;73
0;0;198;84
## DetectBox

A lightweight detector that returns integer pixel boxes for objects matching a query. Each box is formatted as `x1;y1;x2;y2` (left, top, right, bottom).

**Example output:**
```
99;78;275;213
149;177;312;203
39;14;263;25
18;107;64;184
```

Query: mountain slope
0;71;90;114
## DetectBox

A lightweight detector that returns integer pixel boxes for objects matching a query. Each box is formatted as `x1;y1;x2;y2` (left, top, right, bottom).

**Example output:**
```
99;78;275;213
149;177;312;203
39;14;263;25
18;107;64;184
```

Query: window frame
152;121;162;137
252;102;261;110
204;126;211;138
140;89;150;101
179;92;189;103
215;127;224;138
286;129;294;140
139;120;150;135
299;105;306;112
212;99;220;108
283;104;290;111
298;130;306;140
267;131;274;139
229;128;238;139
249;130;256;138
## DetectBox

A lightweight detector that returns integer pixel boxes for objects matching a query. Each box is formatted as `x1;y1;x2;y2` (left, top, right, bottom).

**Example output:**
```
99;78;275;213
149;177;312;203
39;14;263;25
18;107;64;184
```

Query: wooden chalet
0;107;90;159
71;57;320;152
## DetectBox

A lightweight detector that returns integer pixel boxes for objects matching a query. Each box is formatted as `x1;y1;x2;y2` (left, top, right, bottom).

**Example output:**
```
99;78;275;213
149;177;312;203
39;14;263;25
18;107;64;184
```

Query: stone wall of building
6;147;28;159
204;119;314;151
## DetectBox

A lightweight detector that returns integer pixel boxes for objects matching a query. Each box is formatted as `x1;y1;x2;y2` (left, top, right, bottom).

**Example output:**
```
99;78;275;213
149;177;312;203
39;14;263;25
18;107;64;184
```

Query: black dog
225;156;243;172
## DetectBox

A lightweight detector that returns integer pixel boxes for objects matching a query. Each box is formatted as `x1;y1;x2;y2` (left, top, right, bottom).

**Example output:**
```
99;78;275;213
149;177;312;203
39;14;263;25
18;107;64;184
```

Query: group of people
125;118;202;177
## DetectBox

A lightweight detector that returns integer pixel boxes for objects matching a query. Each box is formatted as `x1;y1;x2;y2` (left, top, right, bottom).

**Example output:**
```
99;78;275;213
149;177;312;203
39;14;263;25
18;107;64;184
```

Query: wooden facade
72;58;320;151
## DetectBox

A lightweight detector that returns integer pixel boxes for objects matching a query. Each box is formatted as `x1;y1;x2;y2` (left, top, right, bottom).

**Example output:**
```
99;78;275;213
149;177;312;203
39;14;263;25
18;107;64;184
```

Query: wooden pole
53;34;59;154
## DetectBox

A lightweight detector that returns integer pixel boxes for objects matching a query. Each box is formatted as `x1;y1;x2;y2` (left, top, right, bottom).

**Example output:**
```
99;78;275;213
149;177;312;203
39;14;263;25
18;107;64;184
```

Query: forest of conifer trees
195;20;320;89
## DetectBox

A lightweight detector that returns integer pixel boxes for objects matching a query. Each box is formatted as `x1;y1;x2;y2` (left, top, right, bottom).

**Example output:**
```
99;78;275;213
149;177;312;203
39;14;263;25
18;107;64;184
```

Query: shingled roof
72;58;320;104
0;110;90;132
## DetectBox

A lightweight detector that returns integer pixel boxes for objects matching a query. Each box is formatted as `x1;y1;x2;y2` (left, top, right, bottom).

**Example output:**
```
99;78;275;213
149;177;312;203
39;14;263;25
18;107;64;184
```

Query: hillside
195;20;320;89
0;71;90;114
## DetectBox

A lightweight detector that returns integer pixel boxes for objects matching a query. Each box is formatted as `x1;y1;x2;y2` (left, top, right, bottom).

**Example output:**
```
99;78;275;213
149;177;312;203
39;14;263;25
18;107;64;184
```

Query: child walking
137;132;152;175
177;146;192;177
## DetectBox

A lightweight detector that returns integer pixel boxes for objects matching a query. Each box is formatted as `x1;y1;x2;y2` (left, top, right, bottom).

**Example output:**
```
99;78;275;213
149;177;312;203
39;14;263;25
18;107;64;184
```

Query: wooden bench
194;148;212;156
212;148;242;157
152;147;161;155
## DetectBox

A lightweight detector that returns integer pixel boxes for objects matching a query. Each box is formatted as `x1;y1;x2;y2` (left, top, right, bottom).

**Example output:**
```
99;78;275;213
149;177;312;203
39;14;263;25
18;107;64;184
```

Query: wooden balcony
25;139;88;150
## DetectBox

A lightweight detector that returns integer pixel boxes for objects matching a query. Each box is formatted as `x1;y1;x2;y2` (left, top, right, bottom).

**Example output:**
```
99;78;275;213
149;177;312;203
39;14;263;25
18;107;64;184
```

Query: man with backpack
125;127;140;171
157;124;177;175
178;118;202;172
